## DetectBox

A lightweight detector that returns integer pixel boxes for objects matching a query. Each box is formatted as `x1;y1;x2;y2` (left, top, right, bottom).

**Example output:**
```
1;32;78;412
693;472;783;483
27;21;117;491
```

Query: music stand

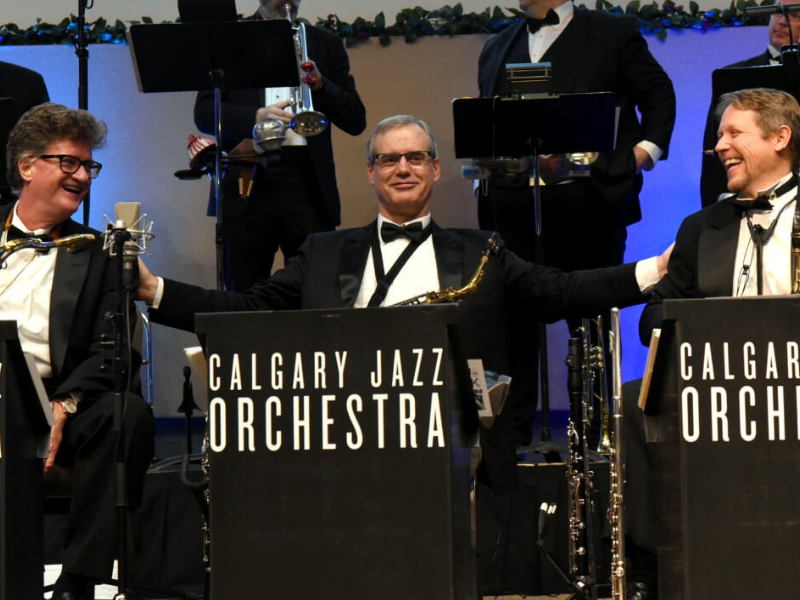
127;19;298;290
452;92;618;456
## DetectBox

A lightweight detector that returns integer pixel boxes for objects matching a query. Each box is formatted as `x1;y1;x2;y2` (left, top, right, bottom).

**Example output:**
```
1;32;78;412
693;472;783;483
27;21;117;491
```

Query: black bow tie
526;10;559;34
7;225;52;242
380;221;427;244
6;225;54;254
730;196;773;213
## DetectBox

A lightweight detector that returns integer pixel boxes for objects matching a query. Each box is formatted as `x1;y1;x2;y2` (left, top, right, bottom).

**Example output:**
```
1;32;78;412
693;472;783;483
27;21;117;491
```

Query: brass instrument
252;4;329;151
0;233;95;263
286;4;328;137
792;212;800;293
580;316;611;455
393;233;499;306
607;308;626;600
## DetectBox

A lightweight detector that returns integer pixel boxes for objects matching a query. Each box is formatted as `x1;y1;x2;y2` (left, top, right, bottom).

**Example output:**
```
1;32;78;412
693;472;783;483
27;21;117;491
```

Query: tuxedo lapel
697;208;740;296
432;225;466;290
338;223;372;307
541;12;592;92
49;222;93;374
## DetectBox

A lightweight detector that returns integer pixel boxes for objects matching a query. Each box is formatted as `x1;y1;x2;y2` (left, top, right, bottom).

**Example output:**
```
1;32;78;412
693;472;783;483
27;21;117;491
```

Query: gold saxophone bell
393;233;499;306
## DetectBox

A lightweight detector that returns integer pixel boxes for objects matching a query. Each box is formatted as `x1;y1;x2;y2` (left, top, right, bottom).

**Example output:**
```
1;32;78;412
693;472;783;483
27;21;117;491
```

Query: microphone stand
76;0;92;226
106;222;134;599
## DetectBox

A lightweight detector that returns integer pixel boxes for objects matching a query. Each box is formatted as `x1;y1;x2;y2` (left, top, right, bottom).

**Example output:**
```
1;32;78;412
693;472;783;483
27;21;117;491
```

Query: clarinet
565;337;598;599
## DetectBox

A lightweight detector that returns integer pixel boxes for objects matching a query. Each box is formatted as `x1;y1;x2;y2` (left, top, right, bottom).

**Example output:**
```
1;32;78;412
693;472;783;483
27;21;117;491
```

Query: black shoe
627;581;657;600
52;572;95;600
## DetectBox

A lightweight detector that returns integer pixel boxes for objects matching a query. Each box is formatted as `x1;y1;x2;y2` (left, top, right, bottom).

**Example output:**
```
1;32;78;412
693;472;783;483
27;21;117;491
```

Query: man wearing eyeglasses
137;114;670;496
700;0;800;208
1;103;155;600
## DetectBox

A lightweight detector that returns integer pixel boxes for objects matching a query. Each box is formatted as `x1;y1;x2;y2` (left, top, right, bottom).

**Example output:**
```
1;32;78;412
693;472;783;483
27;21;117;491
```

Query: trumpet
286;4;328;137
252;5;329;151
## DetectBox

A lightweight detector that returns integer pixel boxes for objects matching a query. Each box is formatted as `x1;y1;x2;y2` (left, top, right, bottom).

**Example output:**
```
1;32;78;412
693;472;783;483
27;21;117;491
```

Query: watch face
61;399;77;414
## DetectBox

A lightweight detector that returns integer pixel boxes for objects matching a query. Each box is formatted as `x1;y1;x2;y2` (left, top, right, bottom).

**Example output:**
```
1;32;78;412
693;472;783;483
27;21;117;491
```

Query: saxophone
393;233;499;306
792;212;800;293
607;308;626;600
0;233;95;263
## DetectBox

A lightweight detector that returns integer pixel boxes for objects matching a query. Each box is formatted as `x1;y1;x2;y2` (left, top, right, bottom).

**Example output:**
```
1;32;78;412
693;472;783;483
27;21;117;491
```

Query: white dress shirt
733;173;796;297
0;204;57;378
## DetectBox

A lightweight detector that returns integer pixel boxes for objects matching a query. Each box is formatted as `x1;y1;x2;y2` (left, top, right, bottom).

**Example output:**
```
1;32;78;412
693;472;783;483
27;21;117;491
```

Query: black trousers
478;178;628;446
56;391;155;580
220;151;334;292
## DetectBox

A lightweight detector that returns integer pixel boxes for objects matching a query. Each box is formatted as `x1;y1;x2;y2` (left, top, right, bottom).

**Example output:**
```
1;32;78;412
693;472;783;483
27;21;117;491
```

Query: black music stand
127;19;298;290
452;93;618;454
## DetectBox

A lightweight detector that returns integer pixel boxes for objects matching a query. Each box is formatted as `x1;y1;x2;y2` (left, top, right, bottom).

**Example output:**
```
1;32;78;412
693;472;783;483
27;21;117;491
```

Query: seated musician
137;113;671;500
625;87;800;600
1;103;155;600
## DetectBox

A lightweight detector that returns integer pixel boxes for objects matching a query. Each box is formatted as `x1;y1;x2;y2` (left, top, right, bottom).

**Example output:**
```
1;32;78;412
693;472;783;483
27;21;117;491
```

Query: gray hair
365;115;439;163
6;102;107;194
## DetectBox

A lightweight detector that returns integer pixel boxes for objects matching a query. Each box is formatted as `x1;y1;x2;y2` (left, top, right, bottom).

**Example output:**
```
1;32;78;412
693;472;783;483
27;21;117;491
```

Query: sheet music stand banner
196;306;479;600
649;297;800;600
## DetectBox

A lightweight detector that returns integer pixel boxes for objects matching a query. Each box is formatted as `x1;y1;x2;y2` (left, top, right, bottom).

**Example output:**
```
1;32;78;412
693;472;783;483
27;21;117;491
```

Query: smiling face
715;106;792;199
367;123;440;223
17;138;93;228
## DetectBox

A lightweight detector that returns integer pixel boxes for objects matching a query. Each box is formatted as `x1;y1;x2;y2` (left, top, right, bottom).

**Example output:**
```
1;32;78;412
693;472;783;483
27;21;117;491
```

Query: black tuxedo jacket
477;9;676;223
194;12;366;226
0;203;127;399
151;221;648;490
639;197;746;344
700;50;773;208
0;61;49;199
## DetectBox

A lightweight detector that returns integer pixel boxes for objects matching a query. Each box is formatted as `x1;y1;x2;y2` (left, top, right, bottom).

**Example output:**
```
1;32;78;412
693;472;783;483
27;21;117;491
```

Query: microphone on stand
103;202;155;292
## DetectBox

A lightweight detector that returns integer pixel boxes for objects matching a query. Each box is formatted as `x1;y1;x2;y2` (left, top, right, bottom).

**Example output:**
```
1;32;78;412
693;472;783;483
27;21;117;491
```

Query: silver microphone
103;202;155;291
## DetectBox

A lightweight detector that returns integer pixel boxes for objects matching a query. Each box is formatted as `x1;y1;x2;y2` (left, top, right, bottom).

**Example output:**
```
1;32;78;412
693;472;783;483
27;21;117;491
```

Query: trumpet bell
290;111;328;137
565;152;599;167
253;119;287;153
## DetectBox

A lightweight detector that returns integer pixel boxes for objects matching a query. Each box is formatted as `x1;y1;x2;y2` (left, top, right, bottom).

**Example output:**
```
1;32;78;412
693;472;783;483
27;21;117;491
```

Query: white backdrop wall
0;25;768;420
4;0;735;28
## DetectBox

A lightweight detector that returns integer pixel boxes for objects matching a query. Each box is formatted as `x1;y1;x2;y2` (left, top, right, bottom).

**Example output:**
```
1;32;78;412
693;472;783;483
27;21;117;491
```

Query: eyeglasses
37;154;103;179
371;151;433;168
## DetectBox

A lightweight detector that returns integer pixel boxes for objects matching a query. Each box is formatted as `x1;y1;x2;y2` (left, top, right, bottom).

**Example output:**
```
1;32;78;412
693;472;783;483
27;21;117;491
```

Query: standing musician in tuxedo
194;0;366;291
627;87;800;600
700;0;800;207
2;103;155;600
0;60;50;202
138;114;670;498
475;0;676;451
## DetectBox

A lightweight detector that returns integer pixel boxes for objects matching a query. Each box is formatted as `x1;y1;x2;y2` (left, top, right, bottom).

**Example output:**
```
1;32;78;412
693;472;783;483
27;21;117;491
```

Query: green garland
0;1;775;46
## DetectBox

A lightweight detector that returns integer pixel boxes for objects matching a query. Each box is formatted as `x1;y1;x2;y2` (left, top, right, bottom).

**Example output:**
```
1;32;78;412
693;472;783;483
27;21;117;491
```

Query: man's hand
633;146;655;173
657;242;675;280
45;401;69;473
256;101;294;125
136;257;159;304
301;60;323;91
